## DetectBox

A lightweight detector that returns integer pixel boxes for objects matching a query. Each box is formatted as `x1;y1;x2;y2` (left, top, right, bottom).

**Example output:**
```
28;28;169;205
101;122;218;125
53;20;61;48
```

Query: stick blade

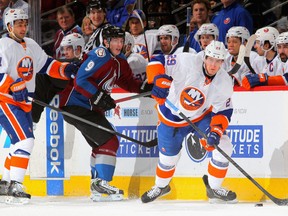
228;44;246;75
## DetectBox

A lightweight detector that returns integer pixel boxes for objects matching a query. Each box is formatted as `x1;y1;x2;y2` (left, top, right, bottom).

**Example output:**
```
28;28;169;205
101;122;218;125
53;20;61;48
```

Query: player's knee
12;137;34;156
93;135;119;156
159;151;181;168
212;135;233;163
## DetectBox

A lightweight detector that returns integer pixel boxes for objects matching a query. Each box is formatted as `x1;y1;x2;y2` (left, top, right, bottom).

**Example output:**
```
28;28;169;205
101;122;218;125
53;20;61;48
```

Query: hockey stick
243;34;257;74
228;44;246;75
115;91;151;103
165;99;288;206
133;9;150;62
29;97;157;148
183;6;191;53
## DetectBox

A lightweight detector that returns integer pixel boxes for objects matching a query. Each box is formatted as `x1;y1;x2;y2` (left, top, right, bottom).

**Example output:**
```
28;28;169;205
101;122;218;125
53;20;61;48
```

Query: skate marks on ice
0;197;286;216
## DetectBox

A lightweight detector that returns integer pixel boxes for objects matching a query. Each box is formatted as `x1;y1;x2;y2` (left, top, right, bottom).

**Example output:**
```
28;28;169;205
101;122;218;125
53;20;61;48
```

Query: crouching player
141;41;238;204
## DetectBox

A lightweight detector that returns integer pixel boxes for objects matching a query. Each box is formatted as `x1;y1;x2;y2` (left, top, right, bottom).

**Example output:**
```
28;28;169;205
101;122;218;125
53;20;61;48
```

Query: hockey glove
63;62;79;79
90;90;116;112
242;73;268;90
199;131;221;152
10;78;28;102
151;74;172;105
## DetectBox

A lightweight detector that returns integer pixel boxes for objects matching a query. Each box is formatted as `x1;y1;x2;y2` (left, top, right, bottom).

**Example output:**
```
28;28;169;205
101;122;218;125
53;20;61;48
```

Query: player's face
128;18;144;36
88;8;105;27
227;36;241;56
61;45;76;59
277;43;288;62
204;56;223;76
10;19;28;40
199;34;214;50
192;3;209;24
159;35;173;54
107;38;124;56
254;40;267;56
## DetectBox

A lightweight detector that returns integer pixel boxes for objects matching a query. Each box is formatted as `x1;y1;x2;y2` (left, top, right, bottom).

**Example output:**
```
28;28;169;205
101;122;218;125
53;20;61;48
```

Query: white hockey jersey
252;54;286;76
127;52;148;81
223;51;259;84
0;37;48;93
132;29;160;61
157;53;234;127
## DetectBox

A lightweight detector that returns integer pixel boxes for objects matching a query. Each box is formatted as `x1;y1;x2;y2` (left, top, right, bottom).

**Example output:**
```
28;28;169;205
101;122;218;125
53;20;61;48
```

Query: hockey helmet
157;24;179;52
276;32;288;45
225;26;250;45
60;33;85;51
102;25;125;41
194;23;219;42
255;26;279;49
86;0;106;13
205;40;227;60
5;8;28;29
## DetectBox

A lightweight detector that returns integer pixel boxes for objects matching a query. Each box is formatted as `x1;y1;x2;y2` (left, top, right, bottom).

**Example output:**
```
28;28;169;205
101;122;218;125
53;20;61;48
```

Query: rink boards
0;86;288;201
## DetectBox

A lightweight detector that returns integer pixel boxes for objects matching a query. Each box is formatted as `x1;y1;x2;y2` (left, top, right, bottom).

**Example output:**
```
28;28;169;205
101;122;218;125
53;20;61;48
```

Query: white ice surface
0;197;287;216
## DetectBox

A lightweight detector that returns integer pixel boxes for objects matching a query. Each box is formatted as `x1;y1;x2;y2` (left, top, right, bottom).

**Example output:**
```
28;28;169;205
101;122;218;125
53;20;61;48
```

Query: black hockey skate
90;178;124;202
6;181;31;204
141;185;171;203
202;175;237;203
0;180;9;203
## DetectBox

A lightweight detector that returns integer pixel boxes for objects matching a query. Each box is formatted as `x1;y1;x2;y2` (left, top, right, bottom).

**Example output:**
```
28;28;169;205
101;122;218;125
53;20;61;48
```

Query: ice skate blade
5;196;30;205
208;198;238;204
90;193;124;202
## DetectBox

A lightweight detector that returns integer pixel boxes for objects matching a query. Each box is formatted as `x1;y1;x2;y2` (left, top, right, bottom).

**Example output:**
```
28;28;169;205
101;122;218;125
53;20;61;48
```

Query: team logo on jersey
133;44;148;59
17;56;33;81
224;17;230;24
95;48;106;57
180;87;205;111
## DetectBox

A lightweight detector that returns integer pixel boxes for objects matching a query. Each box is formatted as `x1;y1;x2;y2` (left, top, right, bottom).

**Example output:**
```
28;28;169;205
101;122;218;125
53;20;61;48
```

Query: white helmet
5;8;28;29
226;26;250;45
157;24;180;51
255;26;279;50
194;23;219;42
205;40;227;60
124;31;134;50
276;32;288;45
60;33;85;52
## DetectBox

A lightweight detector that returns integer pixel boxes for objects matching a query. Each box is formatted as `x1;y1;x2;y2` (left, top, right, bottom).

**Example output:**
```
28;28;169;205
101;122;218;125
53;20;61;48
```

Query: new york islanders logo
224;17;230;24
17;56;33;81
133;44;149;59
180;87;205;111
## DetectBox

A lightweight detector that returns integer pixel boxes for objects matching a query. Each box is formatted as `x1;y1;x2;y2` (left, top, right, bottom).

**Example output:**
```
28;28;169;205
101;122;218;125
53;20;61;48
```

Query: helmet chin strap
8;25;23;42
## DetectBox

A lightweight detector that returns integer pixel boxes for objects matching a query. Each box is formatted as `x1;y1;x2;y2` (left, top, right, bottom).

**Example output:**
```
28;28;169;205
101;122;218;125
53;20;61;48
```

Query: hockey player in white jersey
252;27;284;76
194;23;219;52
242;31;288;89
141;41;237;204
123;31;148;81
146;24;196;84
0;9;77;204
128;9;160;61
157;24;196;55
223;26;258;85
